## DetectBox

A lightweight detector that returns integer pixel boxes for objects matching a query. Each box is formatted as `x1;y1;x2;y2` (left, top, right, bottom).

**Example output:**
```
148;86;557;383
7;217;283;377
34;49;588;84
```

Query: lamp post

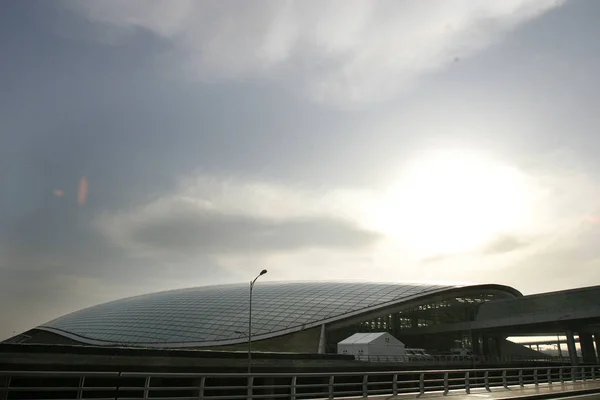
248;269;267;374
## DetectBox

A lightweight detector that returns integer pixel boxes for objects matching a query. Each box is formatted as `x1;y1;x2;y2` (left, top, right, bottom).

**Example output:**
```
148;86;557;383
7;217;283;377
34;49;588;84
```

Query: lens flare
78;177;88;205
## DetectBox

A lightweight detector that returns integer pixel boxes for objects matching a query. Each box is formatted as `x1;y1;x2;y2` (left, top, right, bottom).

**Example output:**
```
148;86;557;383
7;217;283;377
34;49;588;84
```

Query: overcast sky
2;0;600;339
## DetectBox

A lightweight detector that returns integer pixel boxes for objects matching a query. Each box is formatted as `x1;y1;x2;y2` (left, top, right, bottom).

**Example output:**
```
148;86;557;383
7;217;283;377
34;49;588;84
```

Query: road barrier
1;365;600;399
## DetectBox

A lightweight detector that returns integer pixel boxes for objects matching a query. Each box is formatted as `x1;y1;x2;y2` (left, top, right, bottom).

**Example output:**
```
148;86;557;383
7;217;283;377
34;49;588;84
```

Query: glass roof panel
39;281;470;346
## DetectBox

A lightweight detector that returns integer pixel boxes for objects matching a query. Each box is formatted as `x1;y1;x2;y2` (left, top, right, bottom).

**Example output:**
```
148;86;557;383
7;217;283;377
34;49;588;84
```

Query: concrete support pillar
594;333;600;361
579;333;596;363
566;330;579;366
536;344;540;352
317;324;326;354
389;314;396;336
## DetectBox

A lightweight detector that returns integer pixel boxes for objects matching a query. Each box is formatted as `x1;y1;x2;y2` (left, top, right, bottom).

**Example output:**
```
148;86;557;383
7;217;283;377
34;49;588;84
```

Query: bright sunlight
370;150;533;255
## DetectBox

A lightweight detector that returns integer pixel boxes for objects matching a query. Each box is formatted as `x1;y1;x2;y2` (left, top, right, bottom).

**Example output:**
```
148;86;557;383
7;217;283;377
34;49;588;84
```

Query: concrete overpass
398;285;600;365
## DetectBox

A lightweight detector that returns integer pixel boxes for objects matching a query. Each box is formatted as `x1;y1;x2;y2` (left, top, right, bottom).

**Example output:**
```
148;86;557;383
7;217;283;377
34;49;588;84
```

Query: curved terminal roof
37;281;519;348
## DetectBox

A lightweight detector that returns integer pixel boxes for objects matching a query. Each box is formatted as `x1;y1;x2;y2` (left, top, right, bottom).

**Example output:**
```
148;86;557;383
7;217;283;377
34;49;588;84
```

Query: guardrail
1;365;599;400
355;354;573;364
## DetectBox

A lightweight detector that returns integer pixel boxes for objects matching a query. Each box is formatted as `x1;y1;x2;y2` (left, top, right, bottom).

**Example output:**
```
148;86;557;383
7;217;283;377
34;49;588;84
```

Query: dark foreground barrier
2;364;600;400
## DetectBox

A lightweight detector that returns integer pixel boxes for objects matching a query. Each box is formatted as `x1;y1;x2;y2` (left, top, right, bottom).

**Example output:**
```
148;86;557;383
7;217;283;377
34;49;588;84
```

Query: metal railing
1;365;599;400
355;354;570;364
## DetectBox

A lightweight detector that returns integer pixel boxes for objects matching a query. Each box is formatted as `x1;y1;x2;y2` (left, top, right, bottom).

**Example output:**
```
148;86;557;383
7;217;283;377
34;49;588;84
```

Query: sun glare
370;150;532;255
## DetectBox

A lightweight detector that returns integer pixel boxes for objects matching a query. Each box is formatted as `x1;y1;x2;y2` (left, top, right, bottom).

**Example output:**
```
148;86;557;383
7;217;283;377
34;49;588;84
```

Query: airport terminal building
6;281;600;362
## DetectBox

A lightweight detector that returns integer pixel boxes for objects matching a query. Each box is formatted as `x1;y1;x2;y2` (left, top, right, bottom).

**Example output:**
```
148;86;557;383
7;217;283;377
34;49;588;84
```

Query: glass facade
38;281;461;347
325;290;515;352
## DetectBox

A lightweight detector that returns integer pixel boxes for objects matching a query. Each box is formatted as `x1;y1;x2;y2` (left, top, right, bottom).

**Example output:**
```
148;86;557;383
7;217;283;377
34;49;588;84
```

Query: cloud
483;235;530;254
95;173;380;259
418;234;530;263
134;210;379;254
60;0;564;105
497;232;600;295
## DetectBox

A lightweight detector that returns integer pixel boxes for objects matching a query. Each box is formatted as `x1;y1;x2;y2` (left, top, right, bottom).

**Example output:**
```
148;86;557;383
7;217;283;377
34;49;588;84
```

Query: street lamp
248;269;267;374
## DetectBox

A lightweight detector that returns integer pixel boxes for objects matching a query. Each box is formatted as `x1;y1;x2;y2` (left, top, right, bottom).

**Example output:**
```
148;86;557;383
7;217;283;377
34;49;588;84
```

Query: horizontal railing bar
328;389;363;396
2;365;598;400
56;398;116;400
423;385;445;390
1;371;120;377
333;382;367;388
110;379;592;393
295;383;335;388
397;387;425;393
6;386;121;390
136;386;216;391
393;379;420;384
2;366;591;381
448;384;469;389
289;391;336;397
247;394;292;399
114;366;598;378
7;387;104;391
369;388;399;394
148;397;244;400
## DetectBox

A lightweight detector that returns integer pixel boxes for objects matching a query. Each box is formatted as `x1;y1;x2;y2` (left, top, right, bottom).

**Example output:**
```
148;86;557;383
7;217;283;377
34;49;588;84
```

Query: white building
337;332;406;362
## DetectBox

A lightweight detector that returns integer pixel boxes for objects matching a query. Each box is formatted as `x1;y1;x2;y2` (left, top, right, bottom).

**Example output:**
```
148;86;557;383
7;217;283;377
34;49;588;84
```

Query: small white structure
337;332;406;362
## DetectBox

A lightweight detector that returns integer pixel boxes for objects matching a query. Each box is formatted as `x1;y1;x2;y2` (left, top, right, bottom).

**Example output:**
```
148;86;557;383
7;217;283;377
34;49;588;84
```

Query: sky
2;0;600;339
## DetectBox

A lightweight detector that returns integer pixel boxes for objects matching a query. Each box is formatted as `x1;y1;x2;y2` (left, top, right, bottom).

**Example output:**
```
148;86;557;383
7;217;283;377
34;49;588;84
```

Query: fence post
547;369;552;385
417;373;425;397
247;376;254;400
502;370;508;389
443;372;449;395
116;371;122;400
143;376;151;399
581;367;586;382
198;377;205;400
534;369;538;386
392;374;398;396
559;367;564;383
290;376;297;400
484;371;490;392
518;370;523;387
465;372;470;394
362;375;368;398
77;376;85;400
328;375;335;400
2;375;11;400
593;367;597;381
